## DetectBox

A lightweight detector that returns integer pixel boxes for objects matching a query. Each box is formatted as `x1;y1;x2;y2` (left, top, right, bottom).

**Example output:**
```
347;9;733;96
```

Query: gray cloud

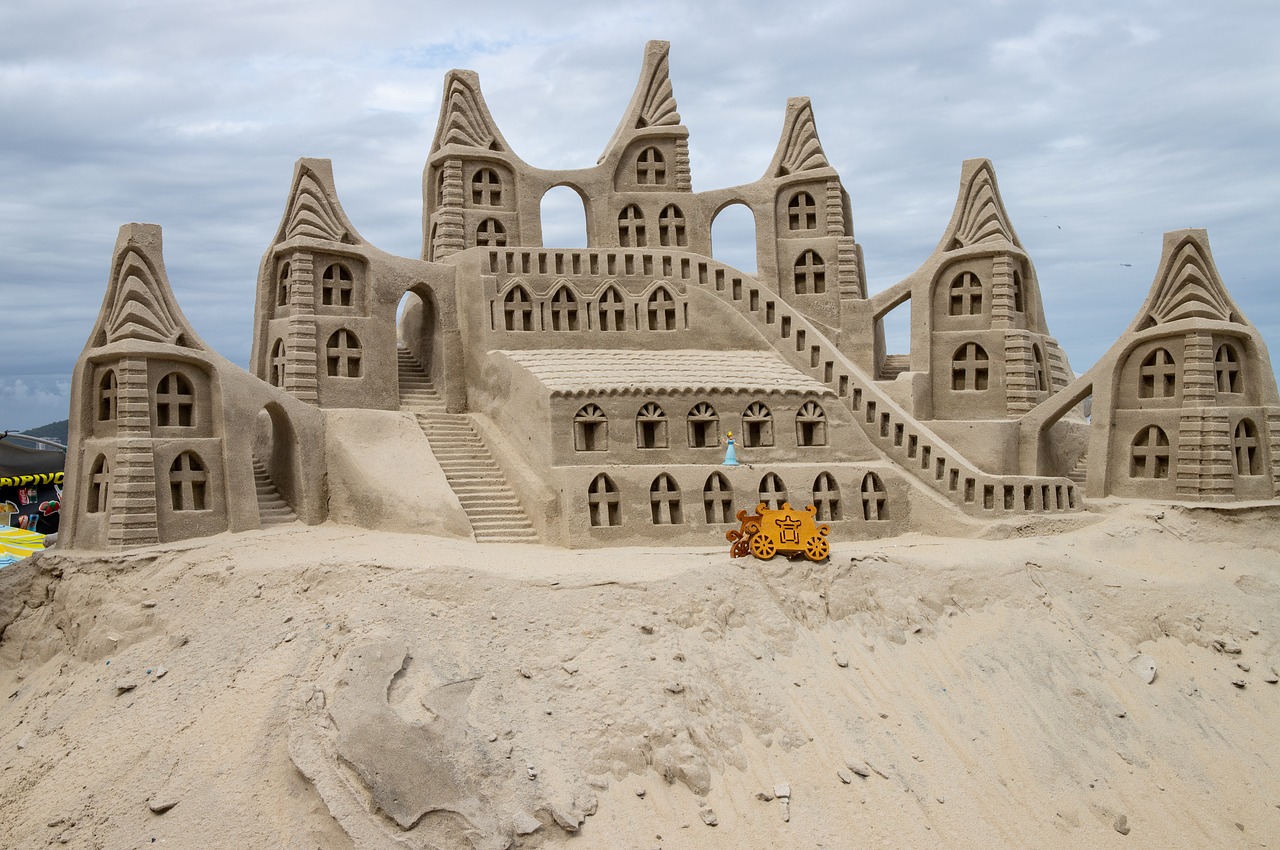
2;0;1277;431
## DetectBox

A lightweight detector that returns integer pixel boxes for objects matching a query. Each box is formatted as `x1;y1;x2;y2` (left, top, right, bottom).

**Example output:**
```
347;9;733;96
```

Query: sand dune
2;502;1278;848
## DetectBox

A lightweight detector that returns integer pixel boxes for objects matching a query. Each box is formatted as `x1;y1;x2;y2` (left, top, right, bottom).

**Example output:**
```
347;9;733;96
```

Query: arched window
813;472;841;521
636;146;666;185
647;287;677;331
98;369;117;422
650;474;682;524
1139;348;1177;399
949;272;983;316
472;168;501;206
269;339;286;387
742;401;774;448
588;473;621;527
618;205;647;247
503;285;533;331
155;372;195;427
1012;269;1025;313
793;250;826;295
636;402;667;449
550;286;580;331
321;263;354;307
1235;419;1261;476
476;218;507;247
88;454;110;514
1033;345;1048;393
1130;425;1171;479
597;285;626;331
703;473;733;523
658;204;687;247
952;343;989;391
277;262;290;307
1216;344;1243;394
759;472;787;510
796;400;827;446
170;451;208;511
788;191;817;231
574;404;608;451
860;472;887;520
326;329;362;378
687;402;719;448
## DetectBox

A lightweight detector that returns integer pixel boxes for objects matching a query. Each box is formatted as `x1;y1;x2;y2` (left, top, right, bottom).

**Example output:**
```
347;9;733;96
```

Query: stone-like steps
251;458;298;528
398;349;538;543
880;353;912;381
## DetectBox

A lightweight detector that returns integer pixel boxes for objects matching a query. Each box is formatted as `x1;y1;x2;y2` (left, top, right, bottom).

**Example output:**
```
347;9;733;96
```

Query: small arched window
647;287;677;331
277;262;290;307
788;191;817;231
598;285;626;331
703;473;733;523
759;472;788;510
98;369;118;422
321;263;354;307
269;339;286;387
618;205;647;247
472;168;501;206
1139;348;1177;399
1235;419;1261;476
550;285;580;331
170;451;209;511
952;343;989;391
326;329;362;378
949;272;983;316
636;146;666;185
1216;344;1243;394
503;285;534;331
687;402;719;448
813;472;841;521
155;372;195;427
742;401;774;448
588;473;621;527
658;204;686;247
1033;345;1048;393
476;218;507;247
1130;425;1171;479
796;400;827;446
636;402;668;449
860;473;887;520
1012;269;1025;313
793;250;826;295
574;404;607;451
88;454;110;514
650;474;682;524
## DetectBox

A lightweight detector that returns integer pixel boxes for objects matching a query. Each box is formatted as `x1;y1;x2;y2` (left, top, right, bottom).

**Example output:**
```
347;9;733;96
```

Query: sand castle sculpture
57;41;1280;551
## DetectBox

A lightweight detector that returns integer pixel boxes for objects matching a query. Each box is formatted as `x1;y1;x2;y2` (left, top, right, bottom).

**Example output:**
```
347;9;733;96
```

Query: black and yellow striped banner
0;472;64;488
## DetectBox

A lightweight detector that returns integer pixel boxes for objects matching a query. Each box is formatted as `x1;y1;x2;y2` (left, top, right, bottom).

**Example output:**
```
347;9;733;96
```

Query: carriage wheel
751;534;776;560
730;538;751;558
804;534;829;562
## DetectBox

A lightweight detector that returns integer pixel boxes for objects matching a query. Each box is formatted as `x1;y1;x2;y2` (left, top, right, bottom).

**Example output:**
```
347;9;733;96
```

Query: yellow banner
0;472;64;488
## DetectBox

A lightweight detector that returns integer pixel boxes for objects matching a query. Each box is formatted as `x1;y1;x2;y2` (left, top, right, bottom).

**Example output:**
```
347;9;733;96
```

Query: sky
2;0;1278;431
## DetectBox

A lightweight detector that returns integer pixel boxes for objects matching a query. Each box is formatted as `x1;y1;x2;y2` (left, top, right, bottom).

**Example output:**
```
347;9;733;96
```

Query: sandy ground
2;502;1280;849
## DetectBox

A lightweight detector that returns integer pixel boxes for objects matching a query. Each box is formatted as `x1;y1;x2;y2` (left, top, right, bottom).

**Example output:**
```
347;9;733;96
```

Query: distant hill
14;419;69;446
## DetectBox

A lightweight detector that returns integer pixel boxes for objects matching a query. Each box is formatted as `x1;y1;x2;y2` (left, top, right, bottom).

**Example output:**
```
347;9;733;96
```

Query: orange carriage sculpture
726;501;830;562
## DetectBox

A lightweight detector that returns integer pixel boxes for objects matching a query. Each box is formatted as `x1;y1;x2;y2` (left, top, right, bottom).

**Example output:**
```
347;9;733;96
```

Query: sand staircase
1066;455;1088;486
397;349;538;543
252;457;298;528
879;354;912;381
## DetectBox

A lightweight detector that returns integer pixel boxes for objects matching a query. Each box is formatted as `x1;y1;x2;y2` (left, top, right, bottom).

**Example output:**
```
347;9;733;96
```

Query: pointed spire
938;159;1021;251
91;223;202;349
765;98;831;178
429;70;511;155
1137;229;1241;327
599;40;683;163
271;159;362;246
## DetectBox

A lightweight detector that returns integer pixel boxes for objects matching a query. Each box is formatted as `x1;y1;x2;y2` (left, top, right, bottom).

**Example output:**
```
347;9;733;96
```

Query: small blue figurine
722;430;739;466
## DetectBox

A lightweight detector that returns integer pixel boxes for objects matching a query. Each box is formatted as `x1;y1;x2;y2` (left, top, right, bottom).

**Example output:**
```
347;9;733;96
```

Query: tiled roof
494;349;834;397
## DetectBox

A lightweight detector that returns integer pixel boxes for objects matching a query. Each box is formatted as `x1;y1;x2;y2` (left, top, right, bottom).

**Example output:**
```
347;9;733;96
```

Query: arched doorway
253;402;301;516
710;202;757;275
397;285;440;383
540;184;589;248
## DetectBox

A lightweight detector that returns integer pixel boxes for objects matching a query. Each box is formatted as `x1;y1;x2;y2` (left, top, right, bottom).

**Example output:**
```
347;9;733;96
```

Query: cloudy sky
2;0;1278;432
